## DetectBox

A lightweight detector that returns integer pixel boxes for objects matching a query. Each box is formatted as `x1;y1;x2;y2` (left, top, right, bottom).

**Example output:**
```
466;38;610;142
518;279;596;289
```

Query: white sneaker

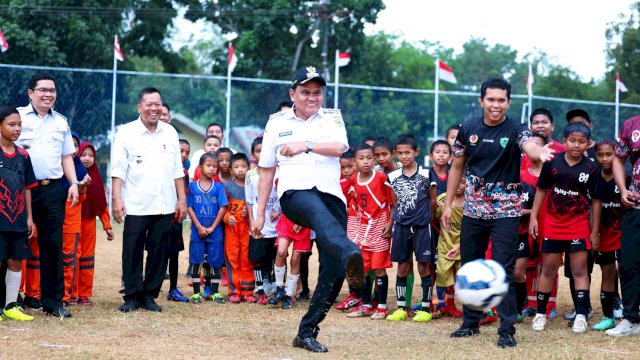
532;313;546;331
572;315;588;333
606;319;640;337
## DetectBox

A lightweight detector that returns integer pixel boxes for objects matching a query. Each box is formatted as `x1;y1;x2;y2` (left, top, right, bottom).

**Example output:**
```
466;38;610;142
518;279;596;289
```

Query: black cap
291;66;326;89
565;109;591;123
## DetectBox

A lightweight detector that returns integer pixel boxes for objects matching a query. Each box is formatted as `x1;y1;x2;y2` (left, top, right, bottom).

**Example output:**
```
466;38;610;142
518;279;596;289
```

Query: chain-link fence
2;63;640;153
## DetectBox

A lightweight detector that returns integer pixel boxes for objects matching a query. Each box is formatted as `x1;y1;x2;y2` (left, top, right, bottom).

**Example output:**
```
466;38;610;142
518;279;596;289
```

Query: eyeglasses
34;88;57;94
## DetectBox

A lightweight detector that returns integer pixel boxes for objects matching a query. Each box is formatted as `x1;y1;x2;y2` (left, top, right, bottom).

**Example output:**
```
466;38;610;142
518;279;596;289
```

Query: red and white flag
228;43;238;73
114;35;124;61
337;51;351;67
437;60;457;84
527;64;534;96
0;28;9;53
616;73;628;92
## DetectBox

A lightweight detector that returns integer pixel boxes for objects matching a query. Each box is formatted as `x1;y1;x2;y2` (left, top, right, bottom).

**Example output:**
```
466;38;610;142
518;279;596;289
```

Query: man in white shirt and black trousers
252;66;365;353
111;87;187;313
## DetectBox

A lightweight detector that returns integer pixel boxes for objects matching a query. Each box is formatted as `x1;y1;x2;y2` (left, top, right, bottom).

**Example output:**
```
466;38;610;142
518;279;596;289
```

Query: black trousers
31;181;66;310
280;188;359;339
460;216;518;335
122;214;173;301
620;209;640;323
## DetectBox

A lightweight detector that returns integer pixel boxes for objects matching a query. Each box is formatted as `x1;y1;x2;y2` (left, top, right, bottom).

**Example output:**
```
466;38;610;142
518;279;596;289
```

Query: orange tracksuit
62;193;86;302
77;205;111;298
223;181;253;296
21;227;40;299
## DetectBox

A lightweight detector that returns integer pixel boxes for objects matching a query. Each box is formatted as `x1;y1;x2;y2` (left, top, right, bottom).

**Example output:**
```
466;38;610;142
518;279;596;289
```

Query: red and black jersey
537;153;597;240
593;172;626;252
429;167;448;197
0;146;38;232
518;168;538;236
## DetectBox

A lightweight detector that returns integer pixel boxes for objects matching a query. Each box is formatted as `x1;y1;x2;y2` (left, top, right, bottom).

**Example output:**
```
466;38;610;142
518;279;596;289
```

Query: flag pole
615;74;620;140
434;59;440;140
334;50;339;109
109;36;118;219
527;63;533;122
225;59;232;148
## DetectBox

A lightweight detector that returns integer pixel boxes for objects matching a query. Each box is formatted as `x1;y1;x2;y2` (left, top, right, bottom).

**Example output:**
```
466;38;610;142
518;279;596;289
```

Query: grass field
1;223;638;360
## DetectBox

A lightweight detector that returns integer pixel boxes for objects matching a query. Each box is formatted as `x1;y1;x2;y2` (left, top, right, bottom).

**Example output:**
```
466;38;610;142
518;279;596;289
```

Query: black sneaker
142;297;162;312
292;336;328;353
119;299;142;313
450;326;480;337
281;295;293;309
296;290;311;302
497;333;517;348
43;306;72;318
24;296;42;310
268;288;286;305
345;251;365;289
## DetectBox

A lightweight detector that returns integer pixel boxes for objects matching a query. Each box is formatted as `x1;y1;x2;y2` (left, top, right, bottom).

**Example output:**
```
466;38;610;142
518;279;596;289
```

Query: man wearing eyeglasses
16;73;80;318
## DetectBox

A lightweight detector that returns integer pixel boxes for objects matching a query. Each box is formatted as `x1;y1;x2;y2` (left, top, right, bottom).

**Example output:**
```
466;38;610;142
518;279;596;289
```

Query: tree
606;3;640;104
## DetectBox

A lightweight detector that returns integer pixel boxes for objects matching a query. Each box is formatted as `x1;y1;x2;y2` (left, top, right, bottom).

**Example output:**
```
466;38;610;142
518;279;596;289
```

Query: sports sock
203;263;212;289
569;276;577;310
601;291;614;318
436;286;447;306
362;275;373;306
211;267;221;293
420;275;432;312
516;281;527;314
254;266;265;295
5;269;21;309
376;275;388;308
275;265;286;287
536;291;550;315
575;290;590;316
300;252;311;293
396;276;407;308
285;274;300;297
169;252;179;291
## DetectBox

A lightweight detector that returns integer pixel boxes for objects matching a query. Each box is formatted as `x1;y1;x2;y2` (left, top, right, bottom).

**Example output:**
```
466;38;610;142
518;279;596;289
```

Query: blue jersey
187;180;229;242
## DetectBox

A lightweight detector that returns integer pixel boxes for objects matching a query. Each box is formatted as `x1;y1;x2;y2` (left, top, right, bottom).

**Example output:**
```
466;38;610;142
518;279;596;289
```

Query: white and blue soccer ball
454;259;508;311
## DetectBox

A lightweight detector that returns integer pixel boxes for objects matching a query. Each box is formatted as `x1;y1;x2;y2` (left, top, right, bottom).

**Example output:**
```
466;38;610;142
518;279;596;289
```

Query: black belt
39;178;61;186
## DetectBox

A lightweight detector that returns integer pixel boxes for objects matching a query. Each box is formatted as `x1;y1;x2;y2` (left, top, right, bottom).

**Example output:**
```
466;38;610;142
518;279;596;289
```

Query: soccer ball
454;259;509;311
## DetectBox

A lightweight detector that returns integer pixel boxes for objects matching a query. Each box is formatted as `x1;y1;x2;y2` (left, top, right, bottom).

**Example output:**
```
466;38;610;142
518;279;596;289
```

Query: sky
364;0;635;81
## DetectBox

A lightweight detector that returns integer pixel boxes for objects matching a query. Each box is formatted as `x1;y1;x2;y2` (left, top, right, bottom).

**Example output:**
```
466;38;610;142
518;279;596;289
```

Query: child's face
200;158;218;179
252;143;262;162
563;132;589;159
218;152;231;173
596;144;615;171
374;146;394;170
340;158;356;179
395;144;419;167
0;114;22;142
180;143;190;164
80;147;95;169
456;177;466;196
203;138;221;154
430;144;451;167
446;129;459;147
355;149;374;174
231;160;248;180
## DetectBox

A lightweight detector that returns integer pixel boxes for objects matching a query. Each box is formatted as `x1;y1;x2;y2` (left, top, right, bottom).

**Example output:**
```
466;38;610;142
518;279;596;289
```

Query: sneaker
211;293;226;304
386;308;408;321
480;310;498;326
497;333;517;348
572;315;588;333
268;288;286;305
444;304;463;317
336;293;361;311
431;304;444;319
564;309;576;320
77;297;93;306
23;296;42;310
257;294;268;305
347;304;374;318
142;297;162;312
243;294;258;303
522;307;536;317
568;310;594;327
370;308;388;320
296;290;311;302
167;289;189;302
189;294;203;304
546;308;557;319
3;306;34;321
67;297;78;305
281;295;293;309
292;336;328;353
532;314;546;331
412;310;433;323
450;326;480;337
201;286;213;300
229;294;242;304
119;299;141;313
606;319;640;337
592;317;616;331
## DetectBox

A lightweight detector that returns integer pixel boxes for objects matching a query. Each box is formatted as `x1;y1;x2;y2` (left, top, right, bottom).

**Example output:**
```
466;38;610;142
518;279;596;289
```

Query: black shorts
168;222;185;253
595;249;620;266
516;233;538;259
542;238;589;254
249;236;277;263
0;231;29;261
391;224;435;263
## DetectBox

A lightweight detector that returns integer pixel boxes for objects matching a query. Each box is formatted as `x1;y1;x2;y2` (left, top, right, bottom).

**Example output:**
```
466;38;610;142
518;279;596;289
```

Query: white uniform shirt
245;167;279;238
259;107;349;203
188;148;205;179
111;118;184;216
16;104;75;180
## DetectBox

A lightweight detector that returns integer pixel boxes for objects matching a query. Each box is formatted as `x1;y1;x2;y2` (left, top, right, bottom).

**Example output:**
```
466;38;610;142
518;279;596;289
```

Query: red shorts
362;249;392;273
275;235;311;252
275;216;311;252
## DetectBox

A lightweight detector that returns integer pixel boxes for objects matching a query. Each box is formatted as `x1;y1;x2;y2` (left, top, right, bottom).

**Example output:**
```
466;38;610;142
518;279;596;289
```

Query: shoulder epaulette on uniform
268;110;288;120
52;110;68;122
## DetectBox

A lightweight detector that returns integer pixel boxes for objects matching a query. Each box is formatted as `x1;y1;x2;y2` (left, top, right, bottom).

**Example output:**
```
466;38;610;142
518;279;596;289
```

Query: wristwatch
71;180;81;186
305;141;314;153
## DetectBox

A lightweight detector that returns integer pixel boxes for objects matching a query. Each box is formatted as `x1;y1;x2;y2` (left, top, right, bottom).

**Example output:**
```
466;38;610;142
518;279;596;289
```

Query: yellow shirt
434;193;462;259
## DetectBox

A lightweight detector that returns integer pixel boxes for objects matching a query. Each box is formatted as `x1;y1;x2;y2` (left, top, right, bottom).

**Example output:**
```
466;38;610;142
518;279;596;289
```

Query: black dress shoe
143;297;162;312
281;295;293;309
345;251;365;289
497;333;517;348
450;326;480;337
292;336;328;353
119;299;142;313
44;306;72;318
24;296;42;310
